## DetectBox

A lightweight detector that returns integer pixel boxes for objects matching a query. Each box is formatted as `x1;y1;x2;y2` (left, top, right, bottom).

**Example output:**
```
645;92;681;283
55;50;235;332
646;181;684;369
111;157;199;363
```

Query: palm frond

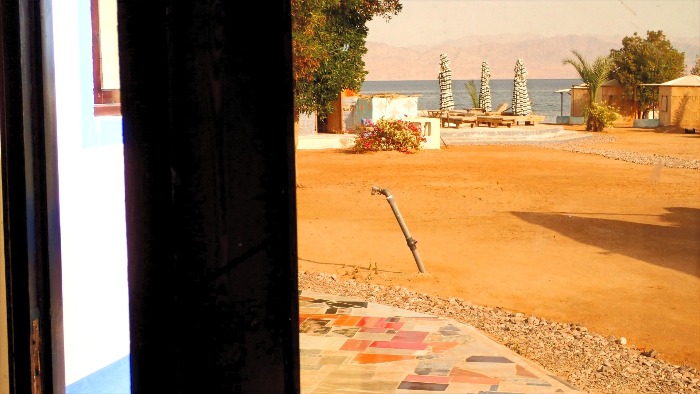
563;49;612;104
465;80;479;108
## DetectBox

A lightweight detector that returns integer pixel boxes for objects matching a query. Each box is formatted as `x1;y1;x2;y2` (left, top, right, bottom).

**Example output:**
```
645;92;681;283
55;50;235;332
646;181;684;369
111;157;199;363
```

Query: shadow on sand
511;207;700;277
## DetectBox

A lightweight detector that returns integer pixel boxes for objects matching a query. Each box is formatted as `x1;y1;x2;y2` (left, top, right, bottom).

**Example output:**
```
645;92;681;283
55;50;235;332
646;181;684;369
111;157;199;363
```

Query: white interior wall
51;0;130;385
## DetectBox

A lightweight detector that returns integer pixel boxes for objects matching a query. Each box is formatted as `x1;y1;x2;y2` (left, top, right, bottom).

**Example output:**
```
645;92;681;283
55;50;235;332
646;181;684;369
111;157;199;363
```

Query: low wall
633;119;660;128
355;95;419;123
407;117;441;150
556;116;585;125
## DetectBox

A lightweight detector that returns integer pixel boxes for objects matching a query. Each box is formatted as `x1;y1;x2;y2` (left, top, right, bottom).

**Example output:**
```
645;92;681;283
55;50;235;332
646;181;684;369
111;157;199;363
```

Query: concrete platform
440;124;591;146
297;124;590;150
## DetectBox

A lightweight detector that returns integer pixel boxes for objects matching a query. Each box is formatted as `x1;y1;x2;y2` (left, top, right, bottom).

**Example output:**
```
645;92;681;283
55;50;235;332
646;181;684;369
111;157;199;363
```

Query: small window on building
91;0;121;116
660;95;668;112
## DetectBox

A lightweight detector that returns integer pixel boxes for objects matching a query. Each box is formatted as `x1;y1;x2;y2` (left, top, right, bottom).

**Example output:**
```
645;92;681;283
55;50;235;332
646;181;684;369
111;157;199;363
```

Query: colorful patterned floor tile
299;290;583;393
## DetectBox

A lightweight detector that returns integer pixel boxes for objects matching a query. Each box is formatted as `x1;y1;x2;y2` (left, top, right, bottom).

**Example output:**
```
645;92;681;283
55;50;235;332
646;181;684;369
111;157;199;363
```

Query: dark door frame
0;0;65;392
3;0;299;393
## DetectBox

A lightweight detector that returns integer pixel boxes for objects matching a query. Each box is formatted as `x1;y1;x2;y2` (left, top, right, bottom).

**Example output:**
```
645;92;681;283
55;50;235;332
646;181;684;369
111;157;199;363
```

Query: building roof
640;75;700;87
569;83;588;89
660;75;700;86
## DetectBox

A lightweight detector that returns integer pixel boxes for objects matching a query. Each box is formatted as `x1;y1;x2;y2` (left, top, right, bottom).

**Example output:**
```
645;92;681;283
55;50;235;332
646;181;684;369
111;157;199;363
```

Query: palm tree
562;49;612;104
464;80;479;108
563;50;615;131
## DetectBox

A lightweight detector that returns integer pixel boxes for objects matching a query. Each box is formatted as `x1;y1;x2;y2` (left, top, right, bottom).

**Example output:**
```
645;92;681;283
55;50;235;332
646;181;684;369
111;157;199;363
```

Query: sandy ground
295;125;700;370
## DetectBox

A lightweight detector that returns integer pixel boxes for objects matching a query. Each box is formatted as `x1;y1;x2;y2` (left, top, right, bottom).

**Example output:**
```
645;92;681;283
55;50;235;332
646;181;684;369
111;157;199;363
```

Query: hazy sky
366;0;700;47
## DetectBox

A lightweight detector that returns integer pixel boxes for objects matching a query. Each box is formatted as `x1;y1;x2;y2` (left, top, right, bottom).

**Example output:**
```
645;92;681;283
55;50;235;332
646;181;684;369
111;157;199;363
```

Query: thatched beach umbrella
511;58;532;116
438;53;455;111
478;61;492;112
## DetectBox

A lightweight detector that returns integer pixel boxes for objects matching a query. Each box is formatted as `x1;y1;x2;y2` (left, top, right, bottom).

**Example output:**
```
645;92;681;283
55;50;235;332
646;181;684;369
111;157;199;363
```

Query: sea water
360;79;581;124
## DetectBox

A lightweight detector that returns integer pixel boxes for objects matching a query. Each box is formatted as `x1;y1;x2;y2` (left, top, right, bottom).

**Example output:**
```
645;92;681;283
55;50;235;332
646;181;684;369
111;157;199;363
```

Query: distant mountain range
362;34;700;81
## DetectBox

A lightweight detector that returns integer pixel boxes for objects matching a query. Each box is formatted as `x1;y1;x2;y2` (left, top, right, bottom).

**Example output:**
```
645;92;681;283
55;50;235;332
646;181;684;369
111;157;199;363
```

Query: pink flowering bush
352;118;426;154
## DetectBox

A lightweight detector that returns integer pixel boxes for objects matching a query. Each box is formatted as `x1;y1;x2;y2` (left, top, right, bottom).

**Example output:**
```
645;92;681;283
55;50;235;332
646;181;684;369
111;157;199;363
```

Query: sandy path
295;126;700;369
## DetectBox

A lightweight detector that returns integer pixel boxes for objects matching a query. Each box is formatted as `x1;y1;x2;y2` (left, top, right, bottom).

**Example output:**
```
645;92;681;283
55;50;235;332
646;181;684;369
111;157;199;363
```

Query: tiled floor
299;290;582;393
67;291;583;393
66;355;130;393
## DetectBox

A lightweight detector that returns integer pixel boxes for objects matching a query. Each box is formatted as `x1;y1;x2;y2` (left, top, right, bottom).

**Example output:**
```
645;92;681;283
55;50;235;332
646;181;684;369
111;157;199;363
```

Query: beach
294;124;700;383
361;79;580;123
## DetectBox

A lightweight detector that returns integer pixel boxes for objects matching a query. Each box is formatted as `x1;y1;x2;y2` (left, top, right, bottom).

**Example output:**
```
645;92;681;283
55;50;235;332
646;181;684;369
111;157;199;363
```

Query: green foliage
352;118;426;153
464;80;479;108
609;30;685;116
292;0;402;118
585;102;620;132
562;50;611;104
691;56;700;76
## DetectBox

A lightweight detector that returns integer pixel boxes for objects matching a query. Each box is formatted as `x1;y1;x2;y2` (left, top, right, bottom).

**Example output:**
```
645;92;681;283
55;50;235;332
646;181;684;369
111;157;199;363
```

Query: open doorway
52;0;130;389
3;1;300;392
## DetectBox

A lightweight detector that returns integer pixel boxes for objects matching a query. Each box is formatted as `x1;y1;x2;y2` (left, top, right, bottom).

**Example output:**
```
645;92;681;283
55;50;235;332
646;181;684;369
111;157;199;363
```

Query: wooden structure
569;83;589;117
322;89;358;133
600;80;636;125
486;102;509;115
515;115;546;125
476;115;515;128
432;110;546;128
476;114;545;128
570;80;636;125
438;110;478;128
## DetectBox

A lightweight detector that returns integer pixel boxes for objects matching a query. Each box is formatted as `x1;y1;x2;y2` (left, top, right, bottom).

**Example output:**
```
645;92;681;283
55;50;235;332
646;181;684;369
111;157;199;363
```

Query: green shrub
352;118;426;154
585;102;620;132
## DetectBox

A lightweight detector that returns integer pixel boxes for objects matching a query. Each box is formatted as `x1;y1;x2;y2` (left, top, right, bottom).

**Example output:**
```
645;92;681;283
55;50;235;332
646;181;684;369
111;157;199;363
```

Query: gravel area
299;271;700;394
541;134;700;170
452;133;700;170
